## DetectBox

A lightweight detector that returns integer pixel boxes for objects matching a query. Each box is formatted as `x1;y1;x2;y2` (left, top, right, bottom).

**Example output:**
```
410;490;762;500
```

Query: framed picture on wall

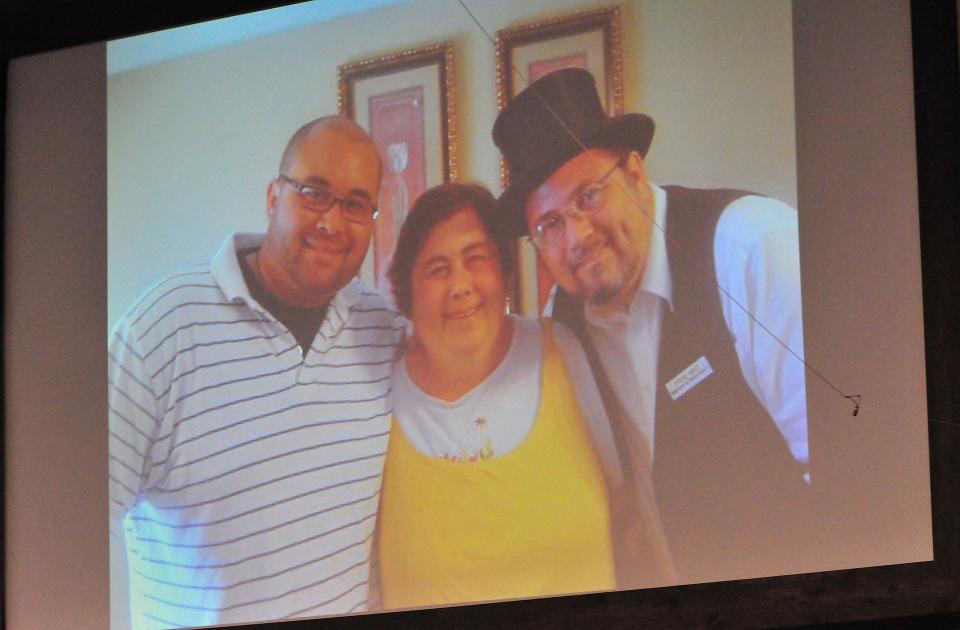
496;6;624;315
338;41;459;290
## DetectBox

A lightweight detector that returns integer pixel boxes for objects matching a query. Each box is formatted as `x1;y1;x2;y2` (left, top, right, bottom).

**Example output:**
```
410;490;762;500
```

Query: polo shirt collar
211;231;365;317
212;232;262;306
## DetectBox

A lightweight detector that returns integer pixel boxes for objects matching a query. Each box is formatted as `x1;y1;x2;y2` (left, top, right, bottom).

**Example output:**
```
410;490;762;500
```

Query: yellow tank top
379;323;615;609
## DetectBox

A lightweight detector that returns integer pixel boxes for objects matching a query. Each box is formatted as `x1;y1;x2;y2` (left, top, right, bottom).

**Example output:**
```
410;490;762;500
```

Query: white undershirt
390;316;619;471
391;316;542;461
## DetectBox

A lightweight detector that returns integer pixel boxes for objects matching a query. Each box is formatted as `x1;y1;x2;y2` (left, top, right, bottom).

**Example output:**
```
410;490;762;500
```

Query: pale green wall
107;0;795;330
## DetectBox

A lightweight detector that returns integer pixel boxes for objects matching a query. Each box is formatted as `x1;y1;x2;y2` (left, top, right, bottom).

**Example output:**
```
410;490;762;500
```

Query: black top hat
493;67;654;236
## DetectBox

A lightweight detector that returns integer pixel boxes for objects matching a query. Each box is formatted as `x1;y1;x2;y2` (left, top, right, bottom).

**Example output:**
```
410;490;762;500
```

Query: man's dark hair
389;182;515;317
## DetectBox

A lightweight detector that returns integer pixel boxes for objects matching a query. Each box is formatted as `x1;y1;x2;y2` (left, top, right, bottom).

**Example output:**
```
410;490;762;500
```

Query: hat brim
496;113;654;237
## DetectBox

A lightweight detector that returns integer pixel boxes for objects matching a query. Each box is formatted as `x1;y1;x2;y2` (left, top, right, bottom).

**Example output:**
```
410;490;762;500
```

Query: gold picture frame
338;42;458;289
496;7;625;315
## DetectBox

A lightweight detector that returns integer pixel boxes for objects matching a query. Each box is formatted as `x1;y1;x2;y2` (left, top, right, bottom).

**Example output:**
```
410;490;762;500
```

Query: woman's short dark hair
388;182;515;317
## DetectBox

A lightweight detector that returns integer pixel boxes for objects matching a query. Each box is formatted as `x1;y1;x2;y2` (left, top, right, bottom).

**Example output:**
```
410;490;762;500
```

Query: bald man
109;117;402;628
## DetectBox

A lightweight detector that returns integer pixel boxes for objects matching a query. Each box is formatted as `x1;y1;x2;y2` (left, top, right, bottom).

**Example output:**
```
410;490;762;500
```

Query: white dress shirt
547;184;808;466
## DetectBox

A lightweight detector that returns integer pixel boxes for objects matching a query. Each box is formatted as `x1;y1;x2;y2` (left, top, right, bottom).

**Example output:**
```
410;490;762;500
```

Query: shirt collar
584;183;673;327
211;231;365;317
642;183;673;309
212;232;263;305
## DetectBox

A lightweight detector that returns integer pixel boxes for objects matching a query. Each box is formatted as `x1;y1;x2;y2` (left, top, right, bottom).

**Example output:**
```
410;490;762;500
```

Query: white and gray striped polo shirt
109;233;402;629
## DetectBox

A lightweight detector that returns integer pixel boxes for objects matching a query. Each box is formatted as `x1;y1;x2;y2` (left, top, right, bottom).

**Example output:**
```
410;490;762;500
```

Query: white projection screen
4;1;959;628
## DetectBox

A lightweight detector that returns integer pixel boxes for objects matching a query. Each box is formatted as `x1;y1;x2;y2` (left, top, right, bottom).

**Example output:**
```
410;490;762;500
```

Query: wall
107;0;796;329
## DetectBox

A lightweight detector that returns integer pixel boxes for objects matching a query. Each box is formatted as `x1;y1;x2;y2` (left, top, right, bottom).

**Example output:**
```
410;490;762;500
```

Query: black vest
553;186;811;583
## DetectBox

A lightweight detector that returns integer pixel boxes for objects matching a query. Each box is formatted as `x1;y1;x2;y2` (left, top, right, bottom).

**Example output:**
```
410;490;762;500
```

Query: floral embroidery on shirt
441;419;495;462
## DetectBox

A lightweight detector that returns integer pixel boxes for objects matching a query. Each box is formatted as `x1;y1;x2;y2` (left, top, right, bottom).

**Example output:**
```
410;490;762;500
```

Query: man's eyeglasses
529;157;623;249
278;174;380;225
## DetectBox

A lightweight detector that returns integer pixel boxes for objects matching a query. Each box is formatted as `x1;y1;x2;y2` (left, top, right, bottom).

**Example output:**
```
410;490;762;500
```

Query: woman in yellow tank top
377;183;674;610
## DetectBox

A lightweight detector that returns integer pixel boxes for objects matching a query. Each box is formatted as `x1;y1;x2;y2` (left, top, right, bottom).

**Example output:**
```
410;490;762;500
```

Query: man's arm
553;319;677;587
714;195;809;468
552;320;623;487
108;321;160;629
110;530;132;630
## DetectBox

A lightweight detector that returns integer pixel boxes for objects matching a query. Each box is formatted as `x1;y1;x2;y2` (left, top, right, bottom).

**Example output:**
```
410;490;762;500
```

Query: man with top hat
493;68;811;583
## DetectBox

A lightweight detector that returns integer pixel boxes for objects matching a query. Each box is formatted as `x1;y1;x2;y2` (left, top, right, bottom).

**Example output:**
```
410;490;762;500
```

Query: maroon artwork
528;52;587;83
368;85;427;290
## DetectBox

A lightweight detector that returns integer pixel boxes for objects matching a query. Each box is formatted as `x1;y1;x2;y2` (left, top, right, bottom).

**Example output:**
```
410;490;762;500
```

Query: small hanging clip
844;394;862;417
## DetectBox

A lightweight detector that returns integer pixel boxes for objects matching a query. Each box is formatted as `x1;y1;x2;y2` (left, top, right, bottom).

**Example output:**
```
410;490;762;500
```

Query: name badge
665;356;714;401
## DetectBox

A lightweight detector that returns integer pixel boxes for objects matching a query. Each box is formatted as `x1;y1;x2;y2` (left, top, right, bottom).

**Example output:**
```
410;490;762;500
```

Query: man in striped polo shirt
109;116;402;629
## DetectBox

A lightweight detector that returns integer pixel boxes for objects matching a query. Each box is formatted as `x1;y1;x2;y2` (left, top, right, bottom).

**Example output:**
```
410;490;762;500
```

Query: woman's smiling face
409;206;510;360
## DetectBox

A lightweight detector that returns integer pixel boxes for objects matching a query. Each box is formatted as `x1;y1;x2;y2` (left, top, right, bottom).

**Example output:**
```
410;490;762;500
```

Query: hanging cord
456;0;862;416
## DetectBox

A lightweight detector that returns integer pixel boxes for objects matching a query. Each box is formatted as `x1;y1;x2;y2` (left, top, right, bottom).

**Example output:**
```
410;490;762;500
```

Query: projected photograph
104;2;932;629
